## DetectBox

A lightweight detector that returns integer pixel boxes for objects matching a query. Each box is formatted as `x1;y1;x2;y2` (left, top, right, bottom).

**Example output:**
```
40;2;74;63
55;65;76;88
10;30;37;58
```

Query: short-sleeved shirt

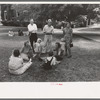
28;24;37;33
63;28;72;38
43;25;54;34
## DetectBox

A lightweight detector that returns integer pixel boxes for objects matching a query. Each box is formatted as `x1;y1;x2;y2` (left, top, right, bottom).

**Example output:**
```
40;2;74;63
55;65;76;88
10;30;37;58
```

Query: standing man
28;19;38;53
43;19;54;53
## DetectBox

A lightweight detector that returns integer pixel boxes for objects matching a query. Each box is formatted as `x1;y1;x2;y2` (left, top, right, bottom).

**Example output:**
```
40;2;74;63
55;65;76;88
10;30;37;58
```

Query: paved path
0;25;100;42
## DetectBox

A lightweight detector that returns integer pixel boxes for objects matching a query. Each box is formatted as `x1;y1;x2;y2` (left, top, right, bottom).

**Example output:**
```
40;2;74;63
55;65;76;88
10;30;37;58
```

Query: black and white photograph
0;2;100;82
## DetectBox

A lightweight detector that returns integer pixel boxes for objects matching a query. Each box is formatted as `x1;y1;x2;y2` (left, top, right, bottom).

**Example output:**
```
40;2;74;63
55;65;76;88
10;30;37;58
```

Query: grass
0;32;100;82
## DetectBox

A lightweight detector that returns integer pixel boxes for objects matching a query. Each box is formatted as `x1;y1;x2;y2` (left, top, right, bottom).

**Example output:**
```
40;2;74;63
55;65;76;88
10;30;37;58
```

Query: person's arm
51;26;54;34
28;25;33;32
20;47;24;53
43;25;46;33
33;24;38;33
51;57;56;65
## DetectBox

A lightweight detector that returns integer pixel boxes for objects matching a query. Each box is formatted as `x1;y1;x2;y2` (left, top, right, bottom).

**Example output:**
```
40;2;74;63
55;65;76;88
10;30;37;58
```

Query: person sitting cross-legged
8;49;32;75
20;41;33;62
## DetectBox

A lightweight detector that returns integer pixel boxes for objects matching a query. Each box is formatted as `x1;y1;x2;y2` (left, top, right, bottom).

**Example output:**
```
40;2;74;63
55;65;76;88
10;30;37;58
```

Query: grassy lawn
0;32;100;82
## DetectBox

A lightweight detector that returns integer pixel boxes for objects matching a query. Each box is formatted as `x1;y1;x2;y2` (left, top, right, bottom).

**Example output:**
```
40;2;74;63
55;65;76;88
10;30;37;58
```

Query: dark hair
56;42;61;48
64;22;71;28
13;49;20;57
24;41;29;46
48;51;53;56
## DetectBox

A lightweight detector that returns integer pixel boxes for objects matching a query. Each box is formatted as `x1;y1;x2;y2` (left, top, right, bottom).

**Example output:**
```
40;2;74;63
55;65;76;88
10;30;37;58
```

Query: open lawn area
0;32;100;82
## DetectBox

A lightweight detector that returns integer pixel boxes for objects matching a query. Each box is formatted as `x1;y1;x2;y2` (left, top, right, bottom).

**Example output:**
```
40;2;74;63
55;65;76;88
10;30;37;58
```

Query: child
8;49;32;75
20;41;33;61
60;38;66;55
42;52;59;70
18;29;23;36
8;31;15;37
53;42;64;61
33;38;42;59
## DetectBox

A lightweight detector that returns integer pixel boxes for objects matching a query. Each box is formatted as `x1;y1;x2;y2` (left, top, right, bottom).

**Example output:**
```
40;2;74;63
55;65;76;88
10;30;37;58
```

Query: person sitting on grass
20;41;33;62
8;49;32;75
42;51;60;70
33;38;42;61
53;42;64;61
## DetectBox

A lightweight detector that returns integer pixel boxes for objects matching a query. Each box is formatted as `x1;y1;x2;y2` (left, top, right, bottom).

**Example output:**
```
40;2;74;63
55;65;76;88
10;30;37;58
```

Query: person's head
30;19;34;25
37;38;42;43
24;41;29;47
13;49;20;57
55;42;61;49
48;51;53;57
47;19;52;26
61;38;65;42
64;22;71;28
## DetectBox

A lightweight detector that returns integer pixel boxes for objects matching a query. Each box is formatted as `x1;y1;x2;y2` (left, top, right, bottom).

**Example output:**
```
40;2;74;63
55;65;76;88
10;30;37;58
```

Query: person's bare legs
67;44;72;58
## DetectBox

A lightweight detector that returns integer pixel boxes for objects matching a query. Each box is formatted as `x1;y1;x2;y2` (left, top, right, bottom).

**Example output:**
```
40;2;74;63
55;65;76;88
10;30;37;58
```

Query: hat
47;19;52;23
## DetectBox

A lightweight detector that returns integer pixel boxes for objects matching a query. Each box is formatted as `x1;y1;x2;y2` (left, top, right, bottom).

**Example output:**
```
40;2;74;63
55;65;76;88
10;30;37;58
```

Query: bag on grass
42;57;53;70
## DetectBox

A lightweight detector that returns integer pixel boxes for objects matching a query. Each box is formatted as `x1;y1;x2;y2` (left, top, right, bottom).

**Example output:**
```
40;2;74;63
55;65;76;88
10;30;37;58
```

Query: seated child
18;30;23;36
60;38;66;55
33;38;42;59
8;49;32;75
42;52;60;70
53;42;64;61
8;31;15;37
20;41;33;61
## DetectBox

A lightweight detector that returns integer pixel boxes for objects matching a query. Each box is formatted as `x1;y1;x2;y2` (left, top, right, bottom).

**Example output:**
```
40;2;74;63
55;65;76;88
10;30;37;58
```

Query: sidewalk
73;27;100;42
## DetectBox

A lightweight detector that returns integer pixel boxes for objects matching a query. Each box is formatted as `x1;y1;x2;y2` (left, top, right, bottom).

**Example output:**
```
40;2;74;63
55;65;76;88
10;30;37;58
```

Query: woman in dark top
63;22;73;58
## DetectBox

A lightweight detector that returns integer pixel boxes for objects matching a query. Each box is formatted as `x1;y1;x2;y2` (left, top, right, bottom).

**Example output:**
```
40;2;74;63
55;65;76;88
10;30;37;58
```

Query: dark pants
29;33;37;52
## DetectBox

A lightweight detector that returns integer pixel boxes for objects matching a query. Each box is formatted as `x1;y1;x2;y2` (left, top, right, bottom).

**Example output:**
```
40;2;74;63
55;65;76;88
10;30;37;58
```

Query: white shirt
8;55;23;70
34;42;42;53
46;56;56;66
43;25;54;34
28;23;37;33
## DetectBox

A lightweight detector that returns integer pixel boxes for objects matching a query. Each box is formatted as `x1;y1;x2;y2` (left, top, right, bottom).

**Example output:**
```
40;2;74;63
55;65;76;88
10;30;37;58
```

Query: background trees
1;4;100;27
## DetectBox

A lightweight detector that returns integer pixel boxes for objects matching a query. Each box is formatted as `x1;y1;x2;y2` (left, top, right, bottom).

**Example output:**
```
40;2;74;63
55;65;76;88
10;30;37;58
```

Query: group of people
8;18;73;75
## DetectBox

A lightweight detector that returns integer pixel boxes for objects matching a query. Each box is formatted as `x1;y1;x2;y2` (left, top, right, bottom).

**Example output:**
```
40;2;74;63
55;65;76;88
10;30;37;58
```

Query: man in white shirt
43;19;54;53
28;19;38;53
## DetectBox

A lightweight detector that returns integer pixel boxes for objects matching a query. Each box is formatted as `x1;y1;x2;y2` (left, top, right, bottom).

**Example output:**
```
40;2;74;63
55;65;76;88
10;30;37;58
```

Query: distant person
8;49;32;75
28;19;38;53
20;41;33;61
62;22;73;58
43;19;54;53
8;31;15;37
18;29;23;36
